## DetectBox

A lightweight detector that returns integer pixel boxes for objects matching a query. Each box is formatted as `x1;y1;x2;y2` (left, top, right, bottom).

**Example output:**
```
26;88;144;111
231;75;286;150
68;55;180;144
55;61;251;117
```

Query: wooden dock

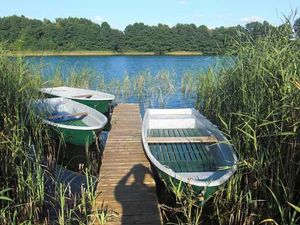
92;104;161;225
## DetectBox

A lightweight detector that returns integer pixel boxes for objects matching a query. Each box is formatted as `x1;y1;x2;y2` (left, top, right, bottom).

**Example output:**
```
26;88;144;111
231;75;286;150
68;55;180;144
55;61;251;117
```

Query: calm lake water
27;55;223;113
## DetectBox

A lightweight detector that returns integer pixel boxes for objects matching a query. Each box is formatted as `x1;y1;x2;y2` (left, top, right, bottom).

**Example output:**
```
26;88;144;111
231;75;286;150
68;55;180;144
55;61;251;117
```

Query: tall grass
130;70;176;107
0;50;47;224
161;180;204;225
196;24;300;224
0;50;107;224
181;71;198;97
42;68;176;108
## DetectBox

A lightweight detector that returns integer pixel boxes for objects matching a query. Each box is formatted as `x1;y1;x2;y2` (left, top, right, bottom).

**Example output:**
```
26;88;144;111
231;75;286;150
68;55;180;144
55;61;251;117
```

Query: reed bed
0;50;109;224
43;68;176;108
195;25;300;224
100;70;176;108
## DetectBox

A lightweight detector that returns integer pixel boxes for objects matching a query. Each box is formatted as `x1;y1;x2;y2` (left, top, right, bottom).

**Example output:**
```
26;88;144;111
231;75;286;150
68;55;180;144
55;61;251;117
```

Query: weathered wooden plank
92;104;161;225
147;136;218;144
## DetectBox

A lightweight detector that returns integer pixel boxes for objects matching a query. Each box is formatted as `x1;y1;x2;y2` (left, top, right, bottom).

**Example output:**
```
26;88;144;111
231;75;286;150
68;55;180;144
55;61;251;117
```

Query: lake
27;55;222;113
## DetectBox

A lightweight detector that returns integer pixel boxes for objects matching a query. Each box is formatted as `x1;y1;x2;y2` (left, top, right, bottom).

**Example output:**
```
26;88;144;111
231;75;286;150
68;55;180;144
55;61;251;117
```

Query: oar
48;112;88;120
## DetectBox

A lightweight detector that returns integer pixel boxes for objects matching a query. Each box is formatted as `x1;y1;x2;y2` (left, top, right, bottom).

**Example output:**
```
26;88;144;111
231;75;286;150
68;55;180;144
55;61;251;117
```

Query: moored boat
142;108;237;199
32;97;107;146
40;86;115;115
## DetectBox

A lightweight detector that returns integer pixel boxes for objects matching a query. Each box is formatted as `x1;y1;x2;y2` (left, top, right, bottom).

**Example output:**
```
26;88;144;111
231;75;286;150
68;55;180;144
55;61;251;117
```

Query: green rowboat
32;97;107;146
40;86;115;115
142;108;237;200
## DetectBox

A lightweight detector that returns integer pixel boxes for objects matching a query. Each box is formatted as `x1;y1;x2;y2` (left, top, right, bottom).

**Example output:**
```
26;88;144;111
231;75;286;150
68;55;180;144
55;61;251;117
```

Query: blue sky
0;0;299;30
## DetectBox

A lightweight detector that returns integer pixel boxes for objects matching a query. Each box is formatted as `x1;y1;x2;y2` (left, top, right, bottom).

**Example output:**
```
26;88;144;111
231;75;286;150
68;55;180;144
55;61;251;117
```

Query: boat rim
41;86;115;101
142;108;238;187
42;118;107;131
33;97;108;131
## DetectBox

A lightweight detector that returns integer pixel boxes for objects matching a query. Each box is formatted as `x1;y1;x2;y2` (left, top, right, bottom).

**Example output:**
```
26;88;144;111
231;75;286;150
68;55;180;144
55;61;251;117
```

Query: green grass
0;48;110;224
7;50;205;56
42;68;176;108
194;24;300;224
7;50;157;56
0;48;177;224
164;51;203;56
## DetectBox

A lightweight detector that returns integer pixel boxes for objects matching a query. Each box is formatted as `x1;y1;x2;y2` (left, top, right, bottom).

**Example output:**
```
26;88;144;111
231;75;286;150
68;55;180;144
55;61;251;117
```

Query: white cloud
241;16;263;23
93;16;104;24
179;0;188;5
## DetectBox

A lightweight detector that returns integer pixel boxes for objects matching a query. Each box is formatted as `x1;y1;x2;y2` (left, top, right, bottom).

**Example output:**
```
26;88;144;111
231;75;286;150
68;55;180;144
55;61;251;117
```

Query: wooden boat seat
147;136;217;144
148;128;211;137
148;128;217;143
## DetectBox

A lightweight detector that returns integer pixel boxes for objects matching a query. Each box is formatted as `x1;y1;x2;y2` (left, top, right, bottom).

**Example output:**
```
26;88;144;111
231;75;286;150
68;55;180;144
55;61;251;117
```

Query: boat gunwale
40;86;115;101
142;108;238;187
33;97;108;131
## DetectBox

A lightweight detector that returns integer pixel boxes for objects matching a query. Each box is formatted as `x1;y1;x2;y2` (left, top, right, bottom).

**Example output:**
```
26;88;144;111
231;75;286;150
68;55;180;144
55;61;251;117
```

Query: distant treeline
0;15;297;55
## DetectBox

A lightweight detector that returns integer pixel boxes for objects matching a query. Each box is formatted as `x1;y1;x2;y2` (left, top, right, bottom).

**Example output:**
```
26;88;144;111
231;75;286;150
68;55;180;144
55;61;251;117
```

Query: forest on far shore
0;15;299;55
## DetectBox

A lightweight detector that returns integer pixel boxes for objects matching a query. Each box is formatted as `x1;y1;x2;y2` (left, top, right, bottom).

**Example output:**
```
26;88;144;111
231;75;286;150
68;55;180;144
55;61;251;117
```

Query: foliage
0;50;110;224
161;180;204;225
0;15;284;55
196;24;300;224
43;67;176;108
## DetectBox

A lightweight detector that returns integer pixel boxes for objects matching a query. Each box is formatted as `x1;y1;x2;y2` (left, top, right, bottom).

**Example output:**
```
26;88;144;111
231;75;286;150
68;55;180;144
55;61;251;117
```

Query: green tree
0;15;290;55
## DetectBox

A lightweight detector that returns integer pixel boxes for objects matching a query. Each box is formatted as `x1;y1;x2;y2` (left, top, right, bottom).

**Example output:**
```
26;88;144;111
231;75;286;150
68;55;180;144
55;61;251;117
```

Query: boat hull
32;97;107;146
45;93;112;115
41;86;115;116
151;163;219;199
75;98;112;115
52;125;100;146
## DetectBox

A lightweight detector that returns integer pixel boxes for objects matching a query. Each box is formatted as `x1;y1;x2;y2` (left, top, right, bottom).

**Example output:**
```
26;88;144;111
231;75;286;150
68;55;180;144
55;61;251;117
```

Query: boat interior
33;98;104;127
145;109;236;175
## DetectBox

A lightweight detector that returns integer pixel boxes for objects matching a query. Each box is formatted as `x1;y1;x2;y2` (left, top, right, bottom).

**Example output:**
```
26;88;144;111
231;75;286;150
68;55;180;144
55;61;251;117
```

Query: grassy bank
164;51;202;56
8;50;157;56
8;50;203;57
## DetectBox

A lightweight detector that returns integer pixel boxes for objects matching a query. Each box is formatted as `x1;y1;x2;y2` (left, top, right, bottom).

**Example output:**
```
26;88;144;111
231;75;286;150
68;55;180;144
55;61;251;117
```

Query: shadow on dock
114;164;161;225
94;104;161;225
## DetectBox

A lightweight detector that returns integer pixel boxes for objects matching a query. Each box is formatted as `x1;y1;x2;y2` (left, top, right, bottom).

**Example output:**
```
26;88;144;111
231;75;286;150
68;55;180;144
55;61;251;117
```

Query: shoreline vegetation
1;15;296;55
1;16;300;225
7;50;203;56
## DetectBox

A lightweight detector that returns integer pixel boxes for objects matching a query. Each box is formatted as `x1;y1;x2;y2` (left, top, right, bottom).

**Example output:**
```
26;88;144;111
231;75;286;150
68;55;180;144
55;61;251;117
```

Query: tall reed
197;24;300;224
0;49;49;224
0;50;107;224
42;67;176;108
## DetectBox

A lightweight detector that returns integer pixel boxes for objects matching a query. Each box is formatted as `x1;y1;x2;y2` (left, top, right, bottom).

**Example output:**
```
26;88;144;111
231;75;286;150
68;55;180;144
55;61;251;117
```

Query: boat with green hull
32;97;107;146
40;86;115;115
142;108;237;200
